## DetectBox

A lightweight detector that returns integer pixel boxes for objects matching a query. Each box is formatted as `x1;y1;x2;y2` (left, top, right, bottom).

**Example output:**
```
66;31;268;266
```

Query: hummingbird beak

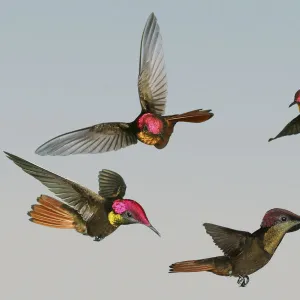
289;101;296;108
288;218;300;232
147;224;161;237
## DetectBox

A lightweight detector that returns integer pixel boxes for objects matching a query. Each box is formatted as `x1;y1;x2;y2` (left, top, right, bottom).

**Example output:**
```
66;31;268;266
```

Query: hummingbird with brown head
169;208;300;287
4;152;160;241
269;89;300;142
34;13;214;156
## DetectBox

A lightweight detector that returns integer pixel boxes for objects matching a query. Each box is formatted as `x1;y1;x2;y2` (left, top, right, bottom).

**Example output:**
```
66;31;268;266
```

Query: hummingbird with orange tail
4;152;160;241
269;89;300;142
169;208;300;287
34;13;213;156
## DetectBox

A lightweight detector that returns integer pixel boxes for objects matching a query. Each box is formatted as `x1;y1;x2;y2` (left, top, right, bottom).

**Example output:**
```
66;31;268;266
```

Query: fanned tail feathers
28;195;85;232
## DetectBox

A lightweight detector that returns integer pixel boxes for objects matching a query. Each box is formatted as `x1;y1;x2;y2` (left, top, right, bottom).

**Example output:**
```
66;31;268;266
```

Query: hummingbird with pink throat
35;13;214;156
4;152;160;242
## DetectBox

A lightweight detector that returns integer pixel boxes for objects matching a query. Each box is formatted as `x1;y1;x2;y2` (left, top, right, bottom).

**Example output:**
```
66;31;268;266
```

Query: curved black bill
148;224;160;237
289;101;296;108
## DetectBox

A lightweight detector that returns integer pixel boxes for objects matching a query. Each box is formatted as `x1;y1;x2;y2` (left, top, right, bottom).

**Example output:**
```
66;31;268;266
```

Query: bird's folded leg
94;236;104;242
237;275;249;287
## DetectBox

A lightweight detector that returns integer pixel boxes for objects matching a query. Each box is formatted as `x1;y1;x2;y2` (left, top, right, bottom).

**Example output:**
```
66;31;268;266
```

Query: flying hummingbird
34;13;213;156
269;90;300;142
4;152;160;241
169;208;300;287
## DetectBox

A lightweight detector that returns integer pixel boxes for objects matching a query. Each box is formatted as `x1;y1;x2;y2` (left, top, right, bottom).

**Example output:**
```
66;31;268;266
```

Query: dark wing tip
3;151;11;157
4;151;18;162
268;138;274;142
148;12;156;20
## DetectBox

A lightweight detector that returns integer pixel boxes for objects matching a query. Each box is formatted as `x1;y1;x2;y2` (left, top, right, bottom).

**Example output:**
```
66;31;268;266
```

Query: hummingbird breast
86;205;118;238
136;113;167;145
231;239;272;276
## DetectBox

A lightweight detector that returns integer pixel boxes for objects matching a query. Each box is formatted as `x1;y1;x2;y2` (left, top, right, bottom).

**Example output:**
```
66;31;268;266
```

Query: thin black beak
289;101;296;108
148;224;161;237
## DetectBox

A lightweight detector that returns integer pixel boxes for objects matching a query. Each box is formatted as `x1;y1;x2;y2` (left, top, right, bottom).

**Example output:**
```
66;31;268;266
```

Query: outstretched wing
5;152;102;221
268;115;300;142
35;122;138;156
203;223;252;257
138;13;167;115
98;169;127;199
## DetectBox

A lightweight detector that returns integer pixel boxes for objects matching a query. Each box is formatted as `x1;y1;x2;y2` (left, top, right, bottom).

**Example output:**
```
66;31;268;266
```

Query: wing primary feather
35;123;138;156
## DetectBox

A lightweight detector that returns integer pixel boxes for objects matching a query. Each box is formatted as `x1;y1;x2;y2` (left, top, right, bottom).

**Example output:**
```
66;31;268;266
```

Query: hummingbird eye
281;216;287;222
126;211;132;218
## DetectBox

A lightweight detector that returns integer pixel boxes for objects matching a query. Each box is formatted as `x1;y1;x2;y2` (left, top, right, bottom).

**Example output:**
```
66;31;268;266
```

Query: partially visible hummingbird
35;13;213;156
269;89;300;142
4;152;160;241
169;208;300;287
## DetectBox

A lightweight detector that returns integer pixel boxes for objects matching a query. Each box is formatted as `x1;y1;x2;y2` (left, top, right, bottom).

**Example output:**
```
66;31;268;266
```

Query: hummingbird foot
237;275;249;287
93;236;104;242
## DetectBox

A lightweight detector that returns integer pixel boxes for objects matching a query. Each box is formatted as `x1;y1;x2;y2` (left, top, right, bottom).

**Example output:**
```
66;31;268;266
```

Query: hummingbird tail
165;109;214;124
169;259;214;273
28;195;77;229
169;256;232;276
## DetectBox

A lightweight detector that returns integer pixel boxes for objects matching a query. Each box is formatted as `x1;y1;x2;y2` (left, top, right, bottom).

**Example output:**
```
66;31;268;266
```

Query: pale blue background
1;1;300;299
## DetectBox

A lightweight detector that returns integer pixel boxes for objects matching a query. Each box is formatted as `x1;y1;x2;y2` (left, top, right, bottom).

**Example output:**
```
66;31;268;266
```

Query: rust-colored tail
166;109;214;124
28;195;80;230
169;256;232;276
155;109;214;149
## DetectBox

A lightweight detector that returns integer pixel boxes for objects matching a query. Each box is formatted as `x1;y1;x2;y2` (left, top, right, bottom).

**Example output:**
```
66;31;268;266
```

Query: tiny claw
237;275;249;287
93;236;104;242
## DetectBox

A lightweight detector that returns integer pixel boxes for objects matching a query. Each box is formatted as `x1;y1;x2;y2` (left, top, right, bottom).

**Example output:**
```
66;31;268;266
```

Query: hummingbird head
261;208;300;232
289;89;300;111
109;199;160;236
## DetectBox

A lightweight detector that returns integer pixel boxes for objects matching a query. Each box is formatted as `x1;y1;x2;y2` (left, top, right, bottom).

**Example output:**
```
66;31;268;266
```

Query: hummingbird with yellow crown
4;152;160;241
35;13;213;156
269;89;300;142
169;208;300;287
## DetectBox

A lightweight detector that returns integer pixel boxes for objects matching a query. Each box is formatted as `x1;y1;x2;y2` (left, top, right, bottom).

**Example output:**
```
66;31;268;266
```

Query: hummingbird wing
203;223;252;257
5;152;103;221
98;169;127;199
268;114;300;142
138;13;167;116
35;122;138;156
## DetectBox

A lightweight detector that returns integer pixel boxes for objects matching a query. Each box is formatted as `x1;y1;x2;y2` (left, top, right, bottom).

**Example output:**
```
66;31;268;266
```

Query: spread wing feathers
4;152;102;221
35;122;138;156
98;169;127;199
138;13;167;115
268;115;300;142
203;223;252;257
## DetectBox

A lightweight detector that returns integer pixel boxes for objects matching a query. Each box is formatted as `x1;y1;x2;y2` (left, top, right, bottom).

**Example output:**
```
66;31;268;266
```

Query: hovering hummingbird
35;13;213;156
4;152;160;241
269;90;300;142
169;208;300;287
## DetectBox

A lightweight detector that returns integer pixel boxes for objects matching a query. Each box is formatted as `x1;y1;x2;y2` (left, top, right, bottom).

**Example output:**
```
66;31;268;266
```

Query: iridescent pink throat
137;113;164;134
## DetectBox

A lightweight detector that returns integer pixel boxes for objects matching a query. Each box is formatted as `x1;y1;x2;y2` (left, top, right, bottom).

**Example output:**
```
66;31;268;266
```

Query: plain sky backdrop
1;1;300;299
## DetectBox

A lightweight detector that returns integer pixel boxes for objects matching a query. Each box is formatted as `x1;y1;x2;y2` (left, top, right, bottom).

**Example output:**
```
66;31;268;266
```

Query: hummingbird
169;208;300;287
4;152;160;241
269;89;300;142
34;12;213;156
